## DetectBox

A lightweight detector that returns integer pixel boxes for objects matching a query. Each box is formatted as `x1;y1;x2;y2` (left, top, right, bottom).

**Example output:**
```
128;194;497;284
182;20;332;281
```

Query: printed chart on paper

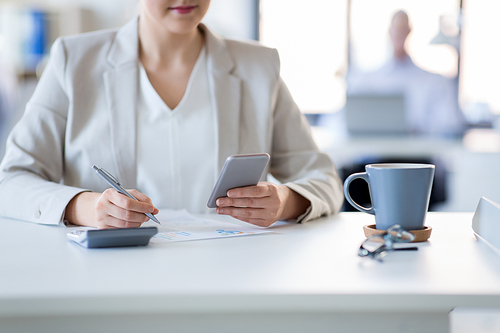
145;209;271;243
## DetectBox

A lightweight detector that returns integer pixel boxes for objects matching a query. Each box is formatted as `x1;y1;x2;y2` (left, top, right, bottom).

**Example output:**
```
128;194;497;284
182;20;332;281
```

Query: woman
0;0;343;229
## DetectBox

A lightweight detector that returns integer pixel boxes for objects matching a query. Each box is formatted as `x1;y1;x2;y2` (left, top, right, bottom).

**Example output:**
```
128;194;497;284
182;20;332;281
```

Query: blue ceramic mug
344;163;435;230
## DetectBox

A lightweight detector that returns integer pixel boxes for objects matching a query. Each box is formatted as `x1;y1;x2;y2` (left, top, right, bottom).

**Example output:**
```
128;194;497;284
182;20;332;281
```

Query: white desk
1;212;500;333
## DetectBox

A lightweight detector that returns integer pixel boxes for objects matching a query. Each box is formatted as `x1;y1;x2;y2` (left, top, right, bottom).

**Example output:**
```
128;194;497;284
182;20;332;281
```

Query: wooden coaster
363;224;432;243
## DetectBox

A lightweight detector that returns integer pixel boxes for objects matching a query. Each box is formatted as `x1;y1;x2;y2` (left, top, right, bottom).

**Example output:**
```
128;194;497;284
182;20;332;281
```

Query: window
259;0;348;114
460;0;500;120
349;0;460;77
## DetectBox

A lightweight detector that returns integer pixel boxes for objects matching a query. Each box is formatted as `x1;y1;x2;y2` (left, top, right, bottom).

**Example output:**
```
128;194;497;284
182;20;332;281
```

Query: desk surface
1;212;500;317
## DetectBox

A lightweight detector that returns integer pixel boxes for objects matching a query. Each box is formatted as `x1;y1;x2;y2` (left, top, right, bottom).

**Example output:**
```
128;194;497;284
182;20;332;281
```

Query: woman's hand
65;189;159;229
215;182;310;227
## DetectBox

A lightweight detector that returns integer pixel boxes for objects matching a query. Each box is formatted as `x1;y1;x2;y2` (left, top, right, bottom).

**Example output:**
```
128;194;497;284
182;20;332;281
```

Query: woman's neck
138;16;204;69
393;46;408;61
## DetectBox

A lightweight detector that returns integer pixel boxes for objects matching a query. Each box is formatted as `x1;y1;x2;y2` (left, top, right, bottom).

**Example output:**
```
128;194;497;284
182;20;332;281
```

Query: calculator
67;227;158;248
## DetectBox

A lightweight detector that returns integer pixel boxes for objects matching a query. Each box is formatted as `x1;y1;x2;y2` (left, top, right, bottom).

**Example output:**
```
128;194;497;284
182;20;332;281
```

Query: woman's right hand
65;189;159;229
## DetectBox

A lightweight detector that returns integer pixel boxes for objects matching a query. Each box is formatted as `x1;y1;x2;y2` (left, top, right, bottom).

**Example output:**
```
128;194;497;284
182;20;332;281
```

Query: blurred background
0;0;499;212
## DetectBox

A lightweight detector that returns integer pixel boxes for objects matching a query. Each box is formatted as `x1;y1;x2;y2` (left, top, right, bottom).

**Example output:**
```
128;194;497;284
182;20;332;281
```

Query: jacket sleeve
0;38;89;225
270;77;344;222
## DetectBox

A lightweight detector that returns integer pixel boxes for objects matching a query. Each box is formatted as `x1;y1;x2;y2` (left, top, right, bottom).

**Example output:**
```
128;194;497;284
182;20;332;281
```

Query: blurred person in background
319;10;462;211
346;10;465;137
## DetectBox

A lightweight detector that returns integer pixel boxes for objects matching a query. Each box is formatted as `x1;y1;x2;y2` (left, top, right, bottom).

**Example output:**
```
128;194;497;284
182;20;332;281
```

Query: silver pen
92;165;161;225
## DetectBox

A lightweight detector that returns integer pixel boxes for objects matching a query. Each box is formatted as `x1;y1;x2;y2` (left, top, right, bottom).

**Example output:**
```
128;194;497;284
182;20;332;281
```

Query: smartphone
207;153;270;208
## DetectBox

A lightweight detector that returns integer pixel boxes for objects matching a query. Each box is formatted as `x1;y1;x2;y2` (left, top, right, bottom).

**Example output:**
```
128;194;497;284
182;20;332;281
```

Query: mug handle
343;172;375;215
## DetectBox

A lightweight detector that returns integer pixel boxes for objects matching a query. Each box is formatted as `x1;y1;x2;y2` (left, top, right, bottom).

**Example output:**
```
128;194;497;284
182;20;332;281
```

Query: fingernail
227;191;234;197
217;199;224;205
149;207;154;213
218;208;224;214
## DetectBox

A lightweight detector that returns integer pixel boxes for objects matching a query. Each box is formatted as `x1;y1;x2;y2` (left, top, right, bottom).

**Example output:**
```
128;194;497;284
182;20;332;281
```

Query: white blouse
136;46;215;214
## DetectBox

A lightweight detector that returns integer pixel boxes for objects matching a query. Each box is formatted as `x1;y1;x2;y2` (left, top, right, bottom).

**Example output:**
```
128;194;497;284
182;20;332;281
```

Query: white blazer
0;17;343;225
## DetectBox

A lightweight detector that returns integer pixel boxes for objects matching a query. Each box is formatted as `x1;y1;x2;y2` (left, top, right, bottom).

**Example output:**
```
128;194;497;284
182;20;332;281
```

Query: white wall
203;0;258;40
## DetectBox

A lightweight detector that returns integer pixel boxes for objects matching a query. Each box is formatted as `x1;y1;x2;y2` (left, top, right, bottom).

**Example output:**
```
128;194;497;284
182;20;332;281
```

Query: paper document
146;209;271;243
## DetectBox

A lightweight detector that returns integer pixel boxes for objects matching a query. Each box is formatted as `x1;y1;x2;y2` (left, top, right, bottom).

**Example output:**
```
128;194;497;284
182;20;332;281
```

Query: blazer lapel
103;17;139;188
202;25;242;174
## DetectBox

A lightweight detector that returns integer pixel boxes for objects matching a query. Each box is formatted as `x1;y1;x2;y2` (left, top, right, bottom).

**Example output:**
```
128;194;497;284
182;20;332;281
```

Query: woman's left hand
216;182;310;227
